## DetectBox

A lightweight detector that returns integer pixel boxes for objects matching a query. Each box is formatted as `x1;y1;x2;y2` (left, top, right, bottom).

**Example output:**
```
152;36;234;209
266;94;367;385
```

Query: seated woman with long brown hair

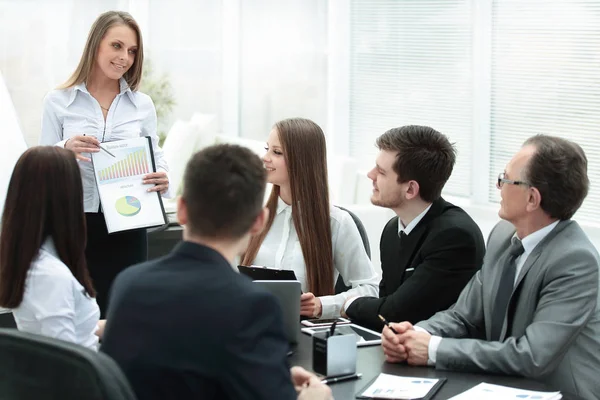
241;118;379;319
0;146;103;350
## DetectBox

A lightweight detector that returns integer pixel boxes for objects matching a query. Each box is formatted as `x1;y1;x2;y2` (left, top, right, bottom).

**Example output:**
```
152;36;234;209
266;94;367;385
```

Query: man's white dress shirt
343;204;433;313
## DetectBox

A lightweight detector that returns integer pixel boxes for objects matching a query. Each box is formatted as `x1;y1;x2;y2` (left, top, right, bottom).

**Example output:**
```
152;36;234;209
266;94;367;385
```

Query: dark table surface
289;328;582;400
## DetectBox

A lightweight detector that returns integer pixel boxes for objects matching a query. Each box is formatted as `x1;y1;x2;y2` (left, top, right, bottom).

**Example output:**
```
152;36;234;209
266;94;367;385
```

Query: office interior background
1;0;599;271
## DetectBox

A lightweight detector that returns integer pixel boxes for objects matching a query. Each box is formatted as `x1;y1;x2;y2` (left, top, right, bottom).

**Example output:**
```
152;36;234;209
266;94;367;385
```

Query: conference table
289;327;583;399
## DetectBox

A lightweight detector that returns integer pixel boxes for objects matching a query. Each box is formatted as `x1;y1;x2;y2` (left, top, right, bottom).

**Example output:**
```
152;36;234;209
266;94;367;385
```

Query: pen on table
321;373;362;385
378;314;398;334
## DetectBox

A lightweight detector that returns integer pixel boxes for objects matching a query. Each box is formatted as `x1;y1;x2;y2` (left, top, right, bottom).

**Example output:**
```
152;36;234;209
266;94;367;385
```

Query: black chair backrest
0;328;137;400
0;311;17;328
334;206;371;294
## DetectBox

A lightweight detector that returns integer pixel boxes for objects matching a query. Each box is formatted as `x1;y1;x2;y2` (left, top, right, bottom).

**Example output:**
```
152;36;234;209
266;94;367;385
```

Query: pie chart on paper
115;196;142;217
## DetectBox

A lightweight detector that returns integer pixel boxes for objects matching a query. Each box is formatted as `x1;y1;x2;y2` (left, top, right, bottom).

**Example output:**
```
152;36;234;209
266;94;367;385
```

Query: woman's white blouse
253;198;379;318
39;78;171;213
11;240;101;351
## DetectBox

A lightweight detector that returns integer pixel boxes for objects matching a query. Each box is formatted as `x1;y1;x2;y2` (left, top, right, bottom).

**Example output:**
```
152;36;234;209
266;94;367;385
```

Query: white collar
514;220;560;254
276;196;292;215
398;204;433;237
67;77;137;108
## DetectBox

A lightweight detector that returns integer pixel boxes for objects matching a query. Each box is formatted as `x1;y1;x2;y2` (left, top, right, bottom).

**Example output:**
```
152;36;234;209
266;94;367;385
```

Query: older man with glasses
381;135;600;400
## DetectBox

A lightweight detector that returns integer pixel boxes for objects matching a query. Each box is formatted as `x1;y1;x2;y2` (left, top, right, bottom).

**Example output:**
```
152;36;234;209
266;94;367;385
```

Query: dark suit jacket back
347;198;485;331
100;241;296;400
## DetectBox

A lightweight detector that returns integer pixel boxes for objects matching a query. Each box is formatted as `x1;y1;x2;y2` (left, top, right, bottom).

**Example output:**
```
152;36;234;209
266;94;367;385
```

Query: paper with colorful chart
448;382;562;400
91;136;167;233
358;374;440;399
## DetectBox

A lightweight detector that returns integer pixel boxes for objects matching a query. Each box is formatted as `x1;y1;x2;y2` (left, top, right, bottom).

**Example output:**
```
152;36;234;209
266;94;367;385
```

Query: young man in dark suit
342;125;486;331
100;144;331;400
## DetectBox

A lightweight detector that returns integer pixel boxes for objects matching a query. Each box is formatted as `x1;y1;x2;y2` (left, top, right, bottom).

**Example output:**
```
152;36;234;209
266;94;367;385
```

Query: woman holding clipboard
241;118;379;319
39;11;171;317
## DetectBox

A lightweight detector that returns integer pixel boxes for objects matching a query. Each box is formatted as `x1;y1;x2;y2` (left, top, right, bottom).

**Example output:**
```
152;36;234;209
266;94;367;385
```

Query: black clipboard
355;375;446;400
92;136;168;234
238;265;298;281
144;135;168;228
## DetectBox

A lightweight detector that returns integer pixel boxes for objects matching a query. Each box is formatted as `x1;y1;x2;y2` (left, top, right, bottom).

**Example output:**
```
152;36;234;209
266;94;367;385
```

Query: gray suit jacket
417;219;600;400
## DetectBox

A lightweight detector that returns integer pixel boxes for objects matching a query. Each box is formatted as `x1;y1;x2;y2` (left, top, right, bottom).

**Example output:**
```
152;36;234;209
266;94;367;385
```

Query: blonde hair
59;11;144;91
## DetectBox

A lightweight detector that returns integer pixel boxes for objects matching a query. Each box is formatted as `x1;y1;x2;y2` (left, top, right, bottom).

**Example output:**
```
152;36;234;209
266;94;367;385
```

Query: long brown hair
0;147;95;308
242;118;334;296
59;11;144;91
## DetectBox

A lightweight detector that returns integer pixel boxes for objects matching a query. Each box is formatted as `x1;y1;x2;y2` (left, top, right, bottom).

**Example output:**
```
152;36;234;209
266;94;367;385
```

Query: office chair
334;206;371;294
0;329;137;400
0;311;16;328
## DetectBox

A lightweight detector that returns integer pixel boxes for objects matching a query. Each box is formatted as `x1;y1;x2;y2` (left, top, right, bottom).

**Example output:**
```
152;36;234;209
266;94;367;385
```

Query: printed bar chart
98;147;149;183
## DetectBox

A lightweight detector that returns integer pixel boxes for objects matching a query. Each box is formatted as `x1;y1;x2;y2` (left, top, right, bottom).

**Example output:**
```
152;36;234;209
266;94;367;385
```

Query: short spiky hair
376;125;456;202
182;144;267;239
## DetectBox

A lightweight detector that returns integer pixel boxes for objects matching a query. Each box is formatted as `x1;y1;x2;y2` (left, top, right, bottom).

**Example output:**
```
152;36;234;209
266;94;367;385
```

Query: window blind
349;0;474;197
489;0;600;223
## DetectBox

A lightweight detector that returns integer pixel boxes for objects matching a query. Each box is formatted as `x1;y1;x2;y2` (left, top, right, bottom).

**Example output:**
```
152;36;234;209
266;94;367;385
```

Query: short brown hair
182;144;267;239
523;135;588;220
376;125;456;202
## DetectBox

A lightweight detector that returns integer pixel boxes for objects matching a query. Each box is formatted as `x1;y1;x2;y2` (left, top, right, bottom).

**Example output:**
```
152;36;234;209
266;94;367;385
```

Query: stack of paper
448;383;562;400
359;373;440;399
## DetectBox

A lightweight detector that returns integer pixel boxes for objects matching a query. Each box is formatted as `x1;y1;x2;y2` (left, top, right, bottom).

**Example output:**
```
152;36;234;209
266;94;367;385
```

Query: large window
239;0;329;140
349;0;474;197
348;0;600;226
3;0;600;228
489;0;600;222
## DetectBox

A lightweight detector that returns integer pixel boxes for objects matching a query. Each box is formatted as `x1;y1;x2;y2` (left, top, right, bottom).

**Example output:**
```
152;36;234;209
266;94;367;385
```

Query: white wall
0;70;27;218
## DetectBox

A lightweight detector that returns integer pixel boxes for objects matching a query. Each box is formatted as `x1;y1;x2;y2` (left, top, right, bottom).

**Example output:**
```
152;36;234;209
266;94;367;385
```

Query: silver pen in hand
99;145;115;158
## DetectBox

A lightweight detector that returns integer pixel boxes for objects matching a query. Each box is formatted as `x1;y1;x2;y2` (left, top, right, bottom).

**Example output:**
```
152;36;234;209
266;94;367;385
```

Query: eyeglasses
497;172;530;189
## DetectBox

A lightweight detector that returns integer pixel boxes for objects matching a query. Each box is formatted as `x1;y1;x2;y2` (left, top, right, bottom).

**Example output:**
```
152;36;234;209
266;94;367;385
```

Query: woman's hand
64;135;100;162
143;171;169;194
300;292;323;317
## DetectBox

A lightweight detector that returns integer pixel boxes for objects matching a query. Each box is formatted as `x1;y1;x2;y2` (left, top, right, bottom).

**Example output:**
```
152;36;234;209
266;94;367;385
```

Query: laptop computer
253;280;301;344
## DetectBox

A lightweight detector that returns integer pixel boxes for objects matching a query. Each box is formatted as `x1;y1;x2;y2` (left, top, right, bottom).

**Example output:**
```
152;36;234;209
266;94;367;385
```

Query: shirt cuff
343;296;360;314
318;295;338;319
413;326;440;366
56;139;68;148
428;336;442;366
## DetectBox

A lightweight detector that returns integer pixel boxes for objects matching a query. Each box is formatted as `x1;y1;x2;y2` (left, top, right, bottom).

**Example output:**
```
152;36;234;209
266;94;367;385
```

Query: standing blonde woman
39;11;171;317
242;118;379;319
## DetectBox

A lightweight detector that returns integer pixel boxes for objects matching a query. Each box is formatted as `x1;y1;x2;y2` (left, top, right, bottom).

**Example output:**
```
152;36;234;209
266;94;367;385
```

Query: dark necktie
399;230;407;242
491;238;525;341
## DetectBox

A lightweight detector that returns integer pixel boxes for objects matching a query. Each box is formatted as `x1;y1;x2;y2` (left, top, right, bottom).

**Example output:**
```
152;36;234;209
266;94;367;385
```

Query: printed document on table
91;136;167;233
358;374;440;399
448;382;562;400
